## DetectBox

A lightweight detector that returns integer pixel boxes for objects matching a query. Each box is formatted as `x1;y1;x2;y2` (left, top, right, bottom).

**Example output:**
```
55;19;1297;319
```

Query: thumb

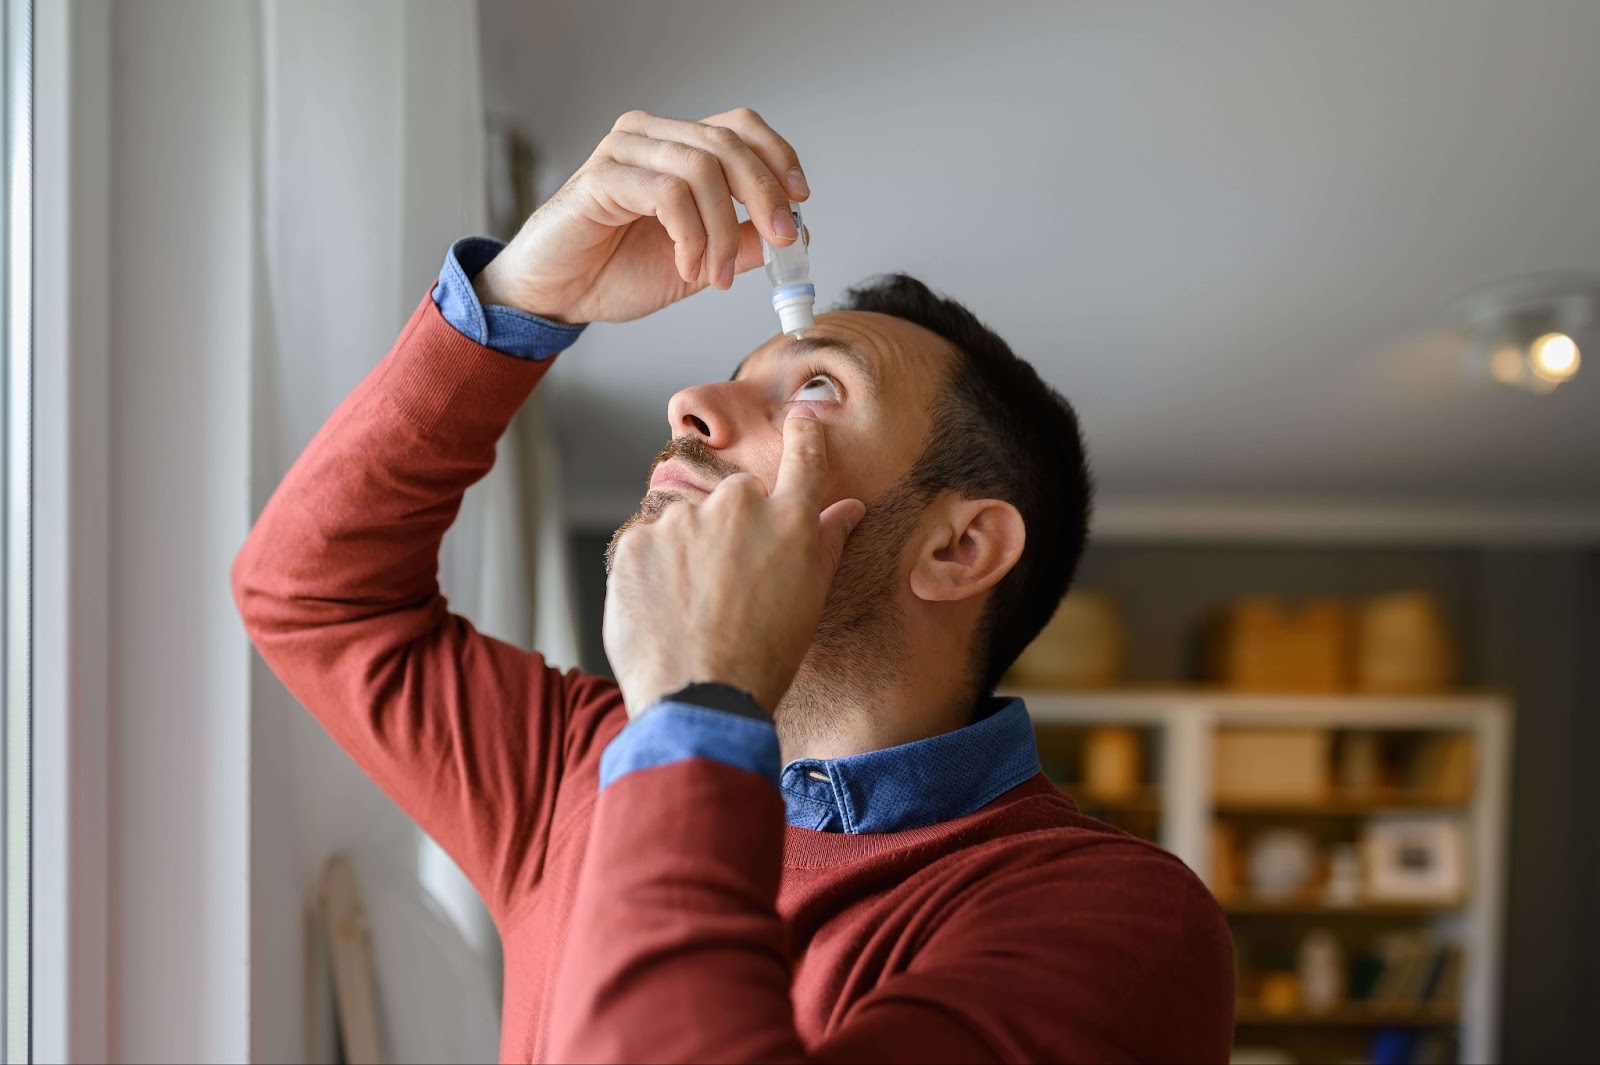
817;498;867;574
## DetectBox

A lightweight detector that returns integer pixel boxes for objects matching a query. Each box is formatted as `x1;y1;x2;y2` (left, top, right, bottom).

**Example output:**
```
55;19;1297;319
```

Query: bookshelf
1219;898;1465;918
1233;1003;1461;1027
1010;690;1511;1064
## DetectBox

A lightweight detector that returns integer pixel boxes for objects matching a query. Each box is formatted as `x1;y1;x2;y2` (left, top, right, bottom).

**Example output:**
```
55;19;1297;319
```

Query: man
234;107;1233;1063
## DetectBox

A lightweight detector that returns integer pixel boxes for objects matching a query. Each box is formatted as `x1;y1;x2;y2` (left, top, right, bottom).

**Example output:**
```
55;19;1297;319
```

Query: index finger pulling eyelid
774;410;828;502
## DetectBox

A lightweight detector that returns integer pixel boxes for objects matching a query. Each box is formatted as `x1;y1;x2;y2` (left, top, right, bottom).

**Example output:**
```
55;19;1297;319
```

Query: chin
604;489;691;574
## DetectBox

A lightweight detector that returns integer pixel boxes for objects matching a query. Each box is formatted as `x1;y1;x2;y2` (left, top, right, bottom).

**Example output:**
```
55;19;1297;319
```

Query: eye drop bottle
762;200;814;337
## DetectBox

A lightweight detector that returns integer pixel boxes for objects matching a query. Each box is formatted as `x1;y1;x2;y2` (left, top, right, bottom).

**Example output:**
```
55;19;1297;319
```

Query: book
1407;733;1475;798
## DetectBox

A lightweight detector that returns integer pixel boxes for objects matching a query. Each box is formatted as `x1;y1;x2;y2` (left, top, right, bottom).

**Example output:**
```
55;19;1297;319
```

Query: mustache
647;435;743;489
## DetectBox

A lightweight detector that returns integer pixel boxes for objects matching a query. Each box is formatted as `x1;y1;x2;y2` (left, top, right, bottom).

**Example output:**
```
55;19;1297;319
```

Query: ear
909;497;1026;604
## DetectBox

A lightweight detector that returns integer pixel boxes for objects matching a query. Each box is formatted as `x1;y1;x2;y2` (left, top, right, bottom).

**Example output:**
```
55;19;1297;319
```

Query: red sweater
233;295;1235;1064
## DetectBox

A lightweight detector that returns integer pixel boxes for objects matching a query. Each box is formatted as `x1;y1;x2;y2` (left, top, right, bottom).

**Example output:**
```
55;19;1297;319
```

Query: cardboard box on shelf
1215;728;1331;802
1203;598;1352;692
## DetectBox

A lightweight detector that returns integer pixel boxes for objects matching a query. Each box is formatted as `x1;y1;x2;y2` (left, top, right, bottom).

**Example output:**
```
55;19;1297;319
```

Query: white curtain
259;2;577;1060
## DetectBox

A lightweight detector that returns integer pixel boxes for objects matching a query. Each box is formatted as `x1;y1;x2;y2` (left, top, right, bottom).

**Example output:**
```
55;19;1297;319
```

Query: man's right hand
472;107;810;325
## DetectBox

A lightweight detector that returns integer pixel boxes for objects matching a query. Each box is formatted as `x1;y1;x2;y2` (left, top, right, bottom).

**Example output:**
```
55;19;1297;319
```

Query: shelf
1014;688;1508;1063
1056;785;1161;813
1018;690;1508;730
1235;1002;1459;1027
1220;897;1466;917
1214;791;1468;815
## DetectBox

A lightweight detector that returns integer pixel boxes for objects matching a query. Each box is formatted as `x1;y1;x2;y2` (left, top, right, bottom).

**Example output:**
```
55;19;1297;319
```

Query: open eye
790;373;842;404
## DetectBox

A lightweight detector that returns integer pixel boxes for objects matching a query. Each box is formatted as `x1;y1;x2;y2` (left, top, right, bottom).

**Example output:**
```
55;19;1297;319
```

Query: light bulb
1528;332;1580;382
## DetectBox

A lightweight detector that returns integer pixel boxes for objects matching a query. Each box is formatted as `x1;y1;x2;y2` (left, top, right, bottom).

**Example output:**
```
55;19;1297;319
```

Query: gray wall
572;530;1598;1060
1476;551;1592;1063
1070;544;1484;684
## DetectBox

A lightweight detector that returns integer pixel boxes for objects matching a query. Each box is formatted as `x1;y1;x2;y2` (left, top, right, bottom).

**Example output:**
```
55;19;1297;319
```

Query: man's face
611;310;953;549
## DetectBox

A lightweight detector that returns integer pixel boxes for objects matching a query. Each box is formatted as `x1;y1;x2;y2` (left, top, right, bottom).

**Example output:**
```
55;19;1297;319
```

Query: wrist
471;255;578;325
622;664;779;722
659;681;770;721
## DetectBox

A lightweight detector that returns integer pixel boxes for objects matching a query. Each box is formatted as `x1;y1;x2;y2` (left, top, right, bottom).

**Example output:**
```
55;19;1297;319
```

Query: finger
817;497;867;574
730;216;808;275
603;129;740;288
700;105;809;202
733;220;764;274
614;110;797;251
773;407;828;508
586;159;708;285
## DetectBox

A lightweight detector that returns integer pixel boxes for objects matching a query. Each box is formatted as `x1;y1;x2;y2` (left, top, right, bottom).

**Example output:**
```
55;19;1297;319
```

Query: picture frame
1361;815;1467;903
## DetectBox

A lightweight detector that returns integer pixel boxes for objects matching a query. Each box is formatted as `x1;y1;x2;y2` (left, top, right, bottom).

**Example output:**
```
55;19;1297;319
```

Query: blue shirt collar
779;697;1041;834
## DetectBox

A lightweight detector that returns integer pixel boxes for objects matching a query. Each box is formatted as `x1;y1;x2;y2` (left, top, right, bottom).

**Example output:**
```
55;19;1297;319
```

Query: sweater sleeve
545;759;1235;1064
231;292;623;921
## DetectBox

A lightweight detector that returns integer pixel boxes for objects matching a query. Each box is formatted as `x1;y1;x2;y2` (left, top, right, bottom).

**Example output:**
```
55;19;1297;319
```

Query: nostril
686;414;711;438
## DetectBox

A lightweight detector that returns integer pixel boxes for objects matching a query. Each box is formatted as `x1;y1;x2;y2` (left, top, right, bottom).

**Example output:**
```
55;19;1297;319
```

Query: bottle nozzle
772;281;816;338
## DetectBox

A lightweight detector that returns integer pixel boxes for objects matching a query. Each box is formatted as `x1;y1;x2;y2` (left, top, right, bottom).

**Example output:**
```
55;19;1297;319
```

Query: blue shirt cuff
433;236;587;360
599;700;782;790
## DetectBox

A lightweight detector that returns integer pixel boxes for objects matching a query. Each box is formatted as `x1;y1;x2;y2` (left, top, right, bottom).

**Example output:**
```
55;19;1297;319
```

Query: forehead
733;310;957;402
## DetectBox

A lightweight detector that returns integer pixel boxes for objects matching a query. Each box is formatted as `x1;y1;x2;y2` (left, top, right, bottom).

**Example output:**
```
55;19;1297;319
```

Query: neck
774;600;982;764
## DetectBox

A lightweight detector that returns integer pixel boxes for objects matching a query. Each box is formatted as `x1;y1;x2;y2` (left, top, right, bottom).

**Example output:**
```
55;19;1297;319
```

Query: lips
648;459;713;494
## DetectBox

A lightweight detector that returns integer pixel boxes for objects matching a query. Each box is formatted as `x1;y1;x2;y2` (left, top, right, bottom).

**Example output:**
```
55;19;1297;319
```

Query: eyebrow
730;335;878;395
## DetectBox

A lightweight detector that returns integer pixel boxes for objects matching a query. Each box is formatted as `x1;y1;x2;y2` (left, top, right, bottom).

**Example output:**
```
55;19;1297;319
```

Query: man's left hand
602;409;867;717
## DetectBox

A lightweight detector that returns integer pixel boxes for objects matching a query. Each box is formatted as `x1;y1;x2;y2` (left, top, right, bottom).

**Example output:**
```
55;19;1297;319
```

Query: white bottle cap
771;282;817;337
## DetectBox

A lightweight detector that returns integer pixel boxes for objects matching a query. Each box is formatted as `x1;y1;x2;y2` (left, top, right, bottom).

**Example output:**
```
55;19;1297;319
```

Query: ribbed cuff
434;236;587;360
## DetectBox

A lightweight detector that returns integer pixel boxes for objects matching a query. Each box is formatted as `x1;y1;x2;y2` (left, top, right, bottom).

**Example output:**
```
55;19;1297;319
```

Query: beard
775;481;921;749
604;435;741;574
605;437;925;748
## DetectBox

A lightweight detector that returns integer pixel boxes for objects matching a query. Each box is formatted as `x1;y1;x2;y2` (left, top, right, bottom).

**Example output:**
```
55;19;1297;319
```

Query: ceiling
480;0;1600;533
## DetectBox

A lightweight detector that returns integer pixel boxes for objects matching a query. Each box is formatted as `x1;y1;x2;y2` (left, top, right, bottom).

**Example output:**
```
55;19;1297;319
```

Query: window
0;0;31;1059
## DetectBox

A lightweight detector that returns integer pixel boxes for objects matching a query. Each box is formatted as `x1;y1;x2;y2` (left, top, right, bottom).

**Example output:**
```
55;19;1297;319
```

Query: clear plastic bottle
761;199;814;337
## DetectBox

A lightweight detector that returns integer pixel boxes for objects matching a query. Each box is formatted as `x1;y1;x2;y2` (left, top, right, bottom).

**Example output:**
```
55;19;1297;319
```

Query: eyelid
788;369;844;404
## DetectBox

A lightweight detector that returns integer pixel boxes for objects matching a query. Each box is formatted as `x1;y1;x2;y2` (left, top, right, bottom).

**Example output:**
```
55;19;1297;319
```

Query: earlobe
909;498;1026;604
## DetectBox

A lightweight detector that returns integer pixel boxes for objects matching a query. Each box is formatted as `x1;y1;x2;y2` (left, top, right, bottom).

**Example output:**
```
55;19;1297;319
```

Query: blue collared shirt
434;236;587;359
435;239;1044;833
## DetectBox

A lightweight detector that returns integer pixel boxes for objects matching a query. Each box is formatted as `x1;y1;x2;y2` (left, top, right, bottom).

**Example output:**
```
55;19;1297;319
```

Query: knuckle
677;144;719;179
613;109;650;131
723;473;762;500
679;228;707;254
777;497;811;526
613;530;641;562
653;171;689;199
732;105;764;125
755;169;785;199
702;124;741;148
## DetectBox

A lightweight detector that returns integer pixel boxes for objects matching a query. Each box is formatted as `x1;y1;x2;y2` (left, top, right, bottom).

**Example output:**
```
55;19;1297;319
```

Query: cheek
739;419;886;501
817;443;878;508
734;434;786;493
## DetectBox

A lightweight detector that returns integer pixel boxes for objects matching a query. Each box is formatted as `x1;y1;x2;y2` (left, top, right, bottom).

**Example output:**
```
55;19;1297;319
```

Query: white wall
255;3;504;1060
480;0;1600;532
107;1;257;1059
31;0;111;1059
34;2;526;1060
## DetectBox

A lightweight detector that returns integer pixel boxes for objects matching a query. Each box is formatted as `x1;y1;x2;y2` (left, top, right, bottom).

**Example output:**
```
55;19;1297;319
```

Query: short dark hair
836;274;1093;696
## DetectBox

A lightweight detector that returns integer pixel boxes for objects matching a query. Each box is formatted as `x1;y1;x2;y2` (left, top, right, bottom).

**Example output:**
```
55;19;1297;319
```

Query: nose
666;381;742;449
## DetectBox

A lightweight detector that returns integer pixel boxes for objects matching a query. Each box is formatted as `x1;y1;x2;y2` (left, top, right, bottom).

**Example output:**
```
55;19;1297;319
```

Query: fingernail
786;402;818;420
786;166;810;197
772;206;798;242
717;257;736;289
